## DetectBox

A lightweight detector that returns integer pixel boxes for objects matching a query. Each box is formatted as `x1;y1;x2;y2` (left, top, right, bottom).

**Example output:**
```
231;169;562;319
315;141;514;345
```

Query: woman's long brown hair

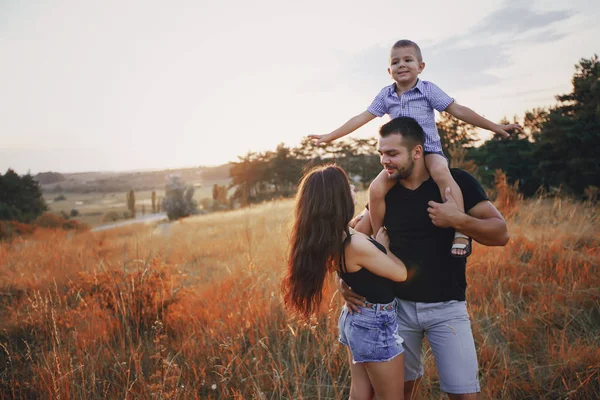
282;164;355;319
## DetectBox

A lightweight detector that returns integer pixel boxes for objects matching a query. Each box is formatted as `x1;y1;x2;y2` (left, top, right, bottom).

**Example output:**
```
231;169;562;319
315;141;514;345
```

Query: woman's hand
336;275;365;314
374;227;390;249
350;209;373;235
349;213;363;229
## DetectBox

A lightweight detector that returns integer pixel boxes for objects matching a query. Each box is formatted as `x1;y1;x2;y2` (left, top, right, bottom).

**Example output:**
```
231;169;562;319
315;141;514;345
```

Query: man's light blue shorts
396;298;481;395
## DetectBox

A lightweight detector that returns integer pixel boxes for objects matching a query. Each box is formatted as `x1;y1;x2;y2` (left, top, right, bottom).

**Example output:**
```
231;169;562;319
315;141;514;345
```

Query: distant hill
37;164;233;193
200;163;233;180
35;171;66;184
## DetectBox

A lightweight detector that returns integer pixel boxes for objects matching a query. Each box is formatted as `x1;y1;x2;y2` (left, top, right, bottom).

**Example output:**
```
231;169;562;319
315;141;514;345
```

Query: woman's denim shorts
338;299;404;364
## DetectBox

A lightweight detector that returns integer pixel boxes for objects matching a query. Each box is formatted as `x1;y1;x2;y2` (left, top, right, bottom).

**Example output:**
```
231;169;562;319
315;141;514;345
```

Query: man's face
387;46;425;85
378;134;416;180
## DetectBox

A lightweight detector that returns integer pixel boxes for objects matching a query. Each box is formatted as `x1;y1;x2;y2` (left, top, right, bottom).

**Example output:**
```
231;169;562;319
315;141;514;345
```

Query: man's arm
455;200;509;246
445;102;520;138
308;111;375;145
428;187;509;246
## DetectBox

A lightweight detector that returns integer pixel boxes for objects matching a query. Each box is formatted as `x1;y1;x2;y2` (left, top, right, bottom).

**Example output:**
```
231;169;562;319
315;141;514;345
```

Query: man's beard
388;158;415;181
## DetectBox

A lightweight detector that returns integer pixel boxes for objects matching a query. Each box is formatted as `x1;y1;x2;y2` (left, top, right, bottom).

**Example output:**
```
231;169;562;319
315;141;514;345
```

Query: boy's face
387;46;425;86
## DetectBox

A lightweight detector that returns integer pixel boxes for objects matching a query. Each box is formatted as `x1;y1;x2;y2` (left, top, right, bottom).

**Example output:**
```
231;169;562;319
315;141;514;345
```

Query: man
340;116;509;399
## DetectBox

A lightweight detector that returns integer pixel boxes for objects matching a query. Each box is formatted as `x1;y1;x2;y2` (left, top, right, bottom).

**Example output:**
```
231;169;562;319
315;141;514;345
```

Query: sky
1;0;599;174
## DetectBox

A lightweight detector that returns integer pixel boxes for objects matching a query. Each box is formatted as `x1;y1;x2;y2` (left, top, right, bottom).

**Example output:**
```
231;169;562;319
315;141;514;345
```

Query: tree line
229;55;599;205
468;55;599;196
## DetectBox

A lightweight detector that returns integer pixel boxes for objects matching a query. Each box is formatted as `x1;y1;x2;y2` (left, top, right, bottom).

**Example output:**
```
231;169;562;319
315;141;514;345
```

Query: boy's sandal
450;232;472;258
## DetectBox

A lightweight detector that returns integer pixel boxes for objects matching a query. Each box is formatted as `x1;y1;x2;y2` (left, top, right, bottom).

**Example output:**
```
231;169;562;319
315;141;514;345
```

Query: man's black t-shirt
384;169;488;302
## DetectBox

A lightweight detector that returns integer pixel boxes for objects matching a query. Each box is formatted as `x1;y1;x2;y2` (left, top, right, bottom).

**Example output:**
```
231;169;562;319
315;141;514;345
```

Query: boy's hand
308;134;332;146
493;123;522;138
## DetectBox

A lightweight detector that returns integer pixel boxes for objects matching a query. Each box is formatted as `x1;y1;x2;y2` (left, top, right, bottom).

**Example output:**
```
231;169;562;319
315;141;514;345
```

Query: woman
282;164;408;400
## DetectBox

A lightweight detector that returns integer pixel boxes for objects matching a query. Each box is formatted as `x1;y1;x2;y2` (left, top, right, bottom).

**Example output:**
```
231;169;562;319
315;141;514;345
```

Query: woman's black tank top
338;234;396;304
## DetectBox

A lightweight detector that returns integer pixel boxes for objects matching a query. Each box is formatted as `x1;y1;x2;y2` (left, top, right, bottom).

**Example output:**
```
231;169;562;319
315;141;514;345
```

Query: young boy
309;39;520;257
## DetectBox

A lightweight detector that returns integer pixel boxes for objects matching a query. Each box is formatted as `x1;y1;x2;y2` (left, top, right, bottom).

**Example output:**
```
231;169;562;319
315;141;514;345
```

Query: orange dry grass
0;194;599;399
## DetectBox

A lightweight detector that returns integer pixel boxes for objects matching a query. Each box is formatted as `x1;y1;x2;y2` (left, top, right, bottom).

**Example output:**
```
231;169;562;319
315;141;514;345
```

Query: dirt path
91;213;168;232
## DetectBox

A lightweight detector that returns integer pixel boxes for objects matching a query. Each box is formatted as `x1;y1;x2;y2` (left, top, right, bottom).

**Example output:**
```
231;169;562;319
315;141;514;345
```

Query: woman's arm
335;230;406;314
347;231;407;282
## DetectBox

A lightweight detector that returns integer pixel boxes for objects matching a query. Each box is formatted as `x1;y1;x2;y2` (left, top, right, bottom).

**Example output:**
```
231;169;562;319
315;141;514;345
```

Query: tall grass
0;188;598;399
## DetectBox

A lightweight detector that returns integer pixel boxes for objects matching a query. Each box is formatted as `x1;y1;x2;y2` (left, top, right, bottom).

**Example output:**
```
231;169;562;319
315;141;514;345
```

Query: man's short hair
379;117;425;150
391;39;423;62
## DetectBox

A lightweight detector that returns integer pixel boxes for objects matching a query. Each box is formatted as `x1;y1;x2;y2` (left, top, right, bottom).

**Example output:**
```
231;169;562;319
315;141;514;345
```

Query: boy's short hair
391;39;422;62
379;117;425;150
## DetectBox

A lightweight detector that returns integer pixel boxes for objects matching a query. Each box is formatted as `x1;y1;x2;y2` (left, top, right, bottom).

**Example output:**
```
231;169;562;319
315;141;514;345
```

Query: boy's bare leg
352;209;373;235
368;169;397;235
424;154;469;257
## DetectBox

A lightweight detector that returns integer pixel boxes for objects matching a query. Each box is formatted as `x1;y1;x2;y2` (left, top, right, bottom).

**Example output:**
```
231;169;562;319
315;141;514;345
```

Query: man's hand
336;275;365;314
493;123;522;138
427;187;465;228
374;227;390;249
307;134;332;146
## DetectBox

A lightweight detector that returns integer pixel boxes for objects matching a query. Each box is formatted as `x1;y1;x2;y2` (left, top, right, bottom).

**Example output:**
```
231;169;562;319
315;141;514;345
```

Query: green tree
533;55;600;194
467;112;541;195
0;169;48;222
346;138;381;188
229;137;386;207
212;184;228;208
163;176;198;220
325;137;381;188
230;151;268;205
268;143;304;196
437;112;478;161
468;135;538;195
126;190;136;218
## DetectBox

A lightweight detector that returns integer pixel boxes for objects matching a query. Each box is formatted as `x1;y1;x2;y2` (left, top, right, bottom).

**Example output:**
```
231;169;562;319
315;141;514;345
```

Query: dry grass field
0;186;598;399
